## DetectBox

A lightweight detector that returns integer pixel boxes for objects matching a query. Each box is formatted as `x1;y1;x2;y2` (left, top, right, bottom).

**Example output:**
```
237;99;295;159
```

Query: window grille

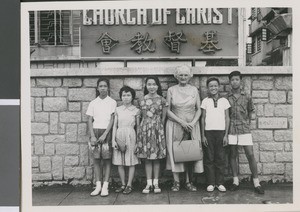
29;10;80;46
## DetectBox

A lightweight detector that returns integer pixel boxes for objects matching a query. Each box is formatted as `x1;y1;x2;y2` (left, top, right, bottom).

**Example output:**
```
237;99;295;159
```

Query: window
29;10;80;46
257;34;261;52
252;37;256;54
251;8;257;21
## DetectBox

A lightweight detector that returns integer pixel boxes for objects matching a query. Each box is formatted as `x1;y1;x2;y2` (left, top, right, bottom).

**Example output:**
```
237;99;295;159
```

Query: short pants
91;128;112;159
228;133;253;146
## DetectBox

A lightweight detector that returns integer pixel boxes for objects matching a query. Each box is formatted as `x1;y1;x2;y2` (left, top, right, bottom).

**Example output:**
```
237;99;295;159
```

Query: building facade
248;8;292;66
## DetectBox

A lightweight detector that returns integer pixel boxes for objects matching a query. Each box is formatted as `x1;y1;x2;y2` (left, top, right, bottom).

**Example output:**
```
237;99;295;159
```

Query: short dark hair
119;86;136;102
144;76;163;96
96;77;110;97
206;77;220;86
229;71;242;80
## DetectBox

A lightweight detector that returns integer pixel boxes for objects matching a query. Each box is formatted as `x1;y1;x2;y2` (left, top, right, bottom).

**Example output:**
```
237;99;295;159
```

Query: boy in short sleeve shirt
200;77;230;192
227;71;264;194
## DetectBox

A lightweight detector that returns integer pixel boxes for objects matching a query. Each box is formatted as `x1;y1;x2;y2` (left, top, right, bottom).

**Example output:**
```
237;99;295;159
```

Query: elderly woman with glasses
165;65;204;192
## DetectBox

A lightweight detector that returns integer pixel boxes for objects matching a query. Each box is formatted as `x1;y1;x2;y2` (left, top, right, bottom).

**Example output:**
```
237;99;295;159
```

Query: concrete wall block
50;113;58;134
69;88;96;101
285;142;293;152
269;91;286;104
34;136;44;155
60;112;81;123
189;77;200;88
256;104;264;116
32;123;49;134
252;80;273;90
31;98;35;121
64;167;85;180
34;112;49;122
56;144;79;155
45;143;55;155
83;78;98;87
276;152;292;162
242;76;251;95
124;78;143;90
274;105;292;117
258;118;288;129
260;143;284;151
263;163;285;174
264;104;274;117
81;102;90;122
288;118;293;129
253;99;269;104
250;120;257;130
274;130;293;142
252;91;269;98
59;123;66;134
31;79;36;87
32;173;52;181
275;77;292;90
64;156;79;166
44;135;65;143
287;91;292;104
36;78;62;87
63;78;82;87
31;88;46;97
78;135;89;143
52;156;63;180
54;88;68;97
86;167;93;181
43;97;67;112
78;123;87;136
32;156;39;168
69;102;81;111
47;88;54;96
110;78;124;100
66;124;78;142
35;98;43;112
258;76;274;80
238;153;248;163
79;145;89;166
252;130;273;142
285;163;293;181
260;152;275;163
39;156;51;172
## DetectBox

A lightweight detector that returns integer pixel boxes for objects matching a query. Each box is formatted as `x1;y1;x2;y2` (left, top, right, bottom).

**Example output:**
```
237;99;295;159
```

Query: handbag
173;139;202;163
116;138;127;153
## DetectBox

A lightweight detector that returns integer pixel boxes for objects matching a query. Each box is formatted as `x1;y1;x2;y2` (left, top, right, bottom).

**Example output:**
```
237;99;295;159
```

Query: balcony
266;13;292;35
249;19;264;36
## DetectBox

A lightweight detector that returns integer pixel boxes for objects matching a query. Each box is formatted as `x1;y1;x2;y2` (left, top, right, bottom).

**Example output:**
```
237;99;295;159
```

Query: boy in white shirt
201;77;230;192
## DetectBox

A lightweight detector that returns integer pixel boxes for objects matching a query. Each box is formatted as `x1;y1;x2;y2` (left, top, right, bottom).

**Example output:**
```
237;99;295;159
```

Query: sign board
80;8;239;59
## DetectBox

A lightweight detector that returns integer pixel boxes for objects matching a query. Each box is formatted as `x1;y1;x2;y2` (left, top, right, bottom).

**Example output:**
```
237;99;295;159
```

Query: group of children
86;70;264;197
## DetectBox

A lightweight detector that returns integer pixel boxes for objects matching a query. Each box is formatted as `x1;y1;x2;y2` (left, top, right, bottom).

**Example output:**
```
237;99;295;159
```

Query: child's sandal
171;181;180;192
123;186;133;194
185;182;197;192
115;185;126;193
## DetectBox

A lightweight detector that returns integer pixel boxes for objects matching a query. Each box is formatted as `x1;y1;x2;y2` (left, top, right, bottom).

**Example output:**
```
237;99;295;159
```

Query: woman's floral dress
136;95;167;160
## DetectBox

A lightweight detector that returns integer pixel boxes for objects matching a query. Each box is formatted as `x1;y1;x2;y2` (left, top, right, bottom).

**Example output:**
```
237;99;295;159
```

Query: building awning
266;13;292;35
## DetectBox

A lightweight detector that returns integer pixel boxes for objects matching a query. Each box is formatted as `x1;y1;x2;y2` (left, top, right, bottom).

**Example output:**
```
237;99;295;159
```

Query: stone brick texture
31;73;293;185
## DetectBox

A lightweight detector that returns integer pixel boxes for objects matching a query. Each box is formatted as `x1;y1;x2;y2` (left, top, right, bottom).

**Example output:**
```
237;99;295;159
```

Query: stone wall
30;67;292;186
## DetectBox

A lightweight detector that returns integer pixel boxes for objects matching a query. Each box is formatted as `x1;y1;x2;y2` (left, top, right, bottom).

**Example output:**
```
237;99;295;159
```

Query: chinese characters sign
81;8;239;58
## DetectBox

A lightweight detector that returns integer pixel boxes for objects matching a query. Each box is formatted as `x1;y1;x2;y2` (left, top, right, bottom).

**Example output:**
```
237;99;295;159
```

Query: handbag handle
178;129;196;145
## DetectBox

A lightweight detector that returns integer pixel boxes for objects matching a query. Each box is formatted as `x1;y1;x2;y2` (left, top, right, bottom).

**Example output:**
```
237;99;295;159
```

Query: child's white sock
90;181;101;196
253;178;260;187
102;181;109;188
233;177;239;185
153;179;158;185
147;179;153;186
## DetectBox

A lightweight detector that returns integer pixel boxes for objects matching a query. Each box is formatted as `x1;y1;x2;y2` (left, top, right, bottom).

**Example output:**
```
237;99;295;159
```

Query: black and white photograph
21;1;298;211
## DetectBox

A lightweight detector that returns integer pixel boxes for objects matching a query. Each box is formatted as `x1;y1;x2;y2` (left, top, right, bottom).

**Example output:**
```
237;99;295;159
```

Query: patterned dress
136;95;167;160
112;105;140;166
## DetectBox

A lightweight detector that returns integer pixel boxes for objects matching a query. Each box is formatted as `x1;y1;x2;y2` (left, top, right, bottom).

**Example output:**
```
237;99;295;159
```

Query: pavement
32;182;293;205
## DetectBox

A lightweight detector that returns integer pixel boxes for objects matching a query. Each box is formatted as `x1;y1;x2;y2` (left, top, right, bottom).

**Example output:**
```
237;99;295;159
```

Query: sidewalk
32;183;293;205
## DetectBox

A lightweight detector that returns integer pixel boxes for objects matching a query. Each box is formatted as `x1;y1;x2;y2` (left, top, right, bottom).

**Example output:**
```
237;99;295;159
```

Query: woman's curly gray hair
174;65;193;79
